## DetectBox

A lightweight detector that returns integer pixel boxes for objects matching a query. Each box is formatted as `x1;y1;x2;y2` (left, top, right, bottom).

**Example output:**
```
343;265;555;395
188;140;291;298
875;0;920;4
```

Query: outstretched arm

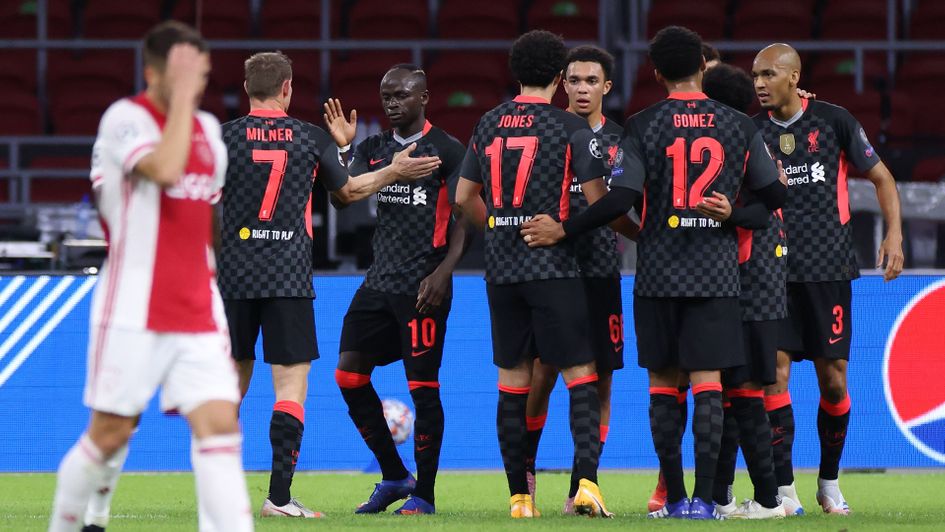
865;160;904;281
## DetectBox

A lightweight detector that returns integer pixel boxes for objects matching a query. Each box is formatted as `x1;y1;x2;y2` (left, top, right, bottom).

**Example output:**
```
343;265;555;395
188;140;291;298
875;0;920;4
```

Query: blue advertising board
0;274;942;472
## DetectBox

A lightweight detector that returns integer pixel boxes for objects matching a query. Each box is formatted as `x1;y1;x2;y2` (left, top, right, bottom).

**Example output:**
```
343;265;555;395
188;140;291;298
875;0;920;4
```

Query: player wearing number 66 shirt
218;52;440;519
455;30;630;519
520;26;787;520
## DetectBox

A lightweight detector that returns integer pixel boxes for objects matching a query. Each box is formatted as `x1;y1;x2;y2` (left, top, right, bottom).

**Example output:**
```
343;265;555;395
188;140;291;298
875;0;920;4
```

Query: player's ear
791;70;801;89
243;80;250;97
419;90;429;106
282;78;292;99
602;79;613;96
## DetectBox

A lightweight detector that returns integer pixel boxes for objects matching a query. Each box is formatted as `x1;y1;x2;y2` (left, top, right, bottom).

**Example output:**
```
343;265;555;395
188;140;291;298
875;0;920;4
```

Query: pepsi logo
883;279;945;463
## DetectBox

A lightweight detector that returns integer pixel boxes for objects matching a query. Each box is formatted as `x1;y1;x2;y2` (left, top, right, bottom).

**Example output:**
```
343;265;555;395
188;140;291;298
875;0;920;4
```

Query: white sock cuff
195;433;242;454
78;433;105;464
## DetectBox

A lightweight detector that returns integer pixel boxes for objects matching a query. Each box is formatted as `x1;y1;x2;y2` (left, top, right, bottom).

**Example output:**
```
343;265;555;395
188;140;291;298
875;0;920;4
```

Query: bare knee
272;362;310;404
560;361;596;385
236;359;254;400
188;400;240;439
88;411;136;456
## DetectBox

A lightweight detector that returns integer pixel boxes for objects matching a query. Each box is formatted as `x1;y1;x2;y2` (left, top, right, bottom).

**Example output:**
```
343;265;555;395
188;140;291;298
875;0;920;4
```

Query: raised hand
164;43;206;104
323;97;357;147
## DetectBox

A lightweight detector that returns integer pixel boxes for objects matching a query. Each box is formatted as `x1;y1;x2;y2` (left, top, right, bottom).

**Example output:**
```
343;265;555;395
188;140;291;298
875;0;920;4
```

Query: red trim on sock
820;395;851;416
722;401;732;409
335;369;370;389
600;424;610;443
198;446;241;455
676;390;688;404
273;400;304;423
649;386;679;397
727;388;765;399
526;414;548;431
764;391;792;412
498;384;531;395
408;380;440;391
566;373;599;389
692;382;723;395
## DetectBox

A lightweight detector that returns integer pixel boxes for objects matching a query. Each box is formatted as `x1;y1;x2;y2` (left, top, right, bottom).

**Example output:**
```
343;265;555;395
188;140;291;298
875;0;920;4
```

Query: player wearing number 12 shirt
219;52;439;518
521;26;786;520
455;30;614;519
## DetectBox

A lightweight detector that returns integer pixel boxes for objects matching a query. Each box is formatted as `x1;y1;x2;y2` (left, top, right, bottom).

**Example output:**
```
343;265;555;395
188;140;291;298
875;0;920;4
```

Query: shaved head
755;43;802;73
379;63;429;134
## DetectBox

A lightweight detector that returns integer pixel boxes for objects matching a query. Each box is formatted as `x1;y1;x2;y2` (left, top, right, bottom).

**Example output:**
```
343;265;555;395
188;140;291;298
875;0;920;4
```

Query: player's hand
520;214;565;247
695;191;732;221
416;266;450;313
390;143;441;181
323;98;357;147
164;43;205;104
877;233;904;281
776;159;787;185
797;87;817;99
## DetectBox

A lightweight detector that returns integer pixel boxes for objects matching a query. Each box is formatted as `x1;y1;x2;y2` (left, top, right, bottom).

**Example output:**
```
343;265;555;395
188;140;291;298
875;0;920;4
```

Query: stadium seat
911;156;945;183
330;52;413;121
238;75;321;124
171;0;252;39
209;50;253;92
437;1;520;39
909;0;945;39
0;90;42;135
896;54;945;97
27;156;94;203
732;2;813;40
47;50;136;135
347;0;428;39
428;105;493;141
259;0;339;39
0;50;38;91
426;52;511;103
527;0;598;40
810;53;887;89
647;0;727;40
83;0;162;39
0;0;73;38
626;82;665;117
200;85;229;123
819;1;889;40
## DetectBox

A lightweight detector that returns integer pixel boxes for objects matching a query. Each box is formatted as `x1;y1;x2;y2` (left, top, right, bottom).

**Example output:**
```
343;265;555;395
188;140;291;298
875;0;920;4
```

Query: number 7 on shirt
253;149;288;221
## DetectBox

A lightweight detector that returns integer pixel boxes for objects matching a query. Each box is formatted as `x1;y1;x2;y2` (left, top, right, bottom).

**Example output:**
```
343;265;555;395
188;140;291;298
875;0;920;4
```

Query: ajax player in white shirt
49;21;253;532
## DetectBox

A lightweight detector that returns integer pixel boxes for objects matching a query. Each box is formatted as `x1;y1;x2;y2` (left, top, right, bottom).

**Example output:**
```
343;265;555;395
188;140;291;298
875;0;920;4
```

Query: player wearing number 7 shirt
520;26;787;519
218;52;440;519
455;30;624;519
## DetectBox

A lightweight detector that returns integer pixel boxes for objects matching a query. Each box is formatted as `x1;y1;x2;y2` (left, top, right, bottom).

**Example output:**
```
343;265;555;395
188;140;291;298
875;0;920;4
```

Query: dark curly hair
509;30;567;88
566;45;615;81
649;25;704;82
703;63;755;113
702;43;720;64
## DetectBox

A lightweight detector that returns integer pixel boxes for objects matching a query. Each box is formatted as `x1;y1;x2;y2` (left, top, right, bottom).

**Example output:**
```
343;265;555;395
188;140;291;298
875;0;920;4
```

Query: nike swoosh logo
370;158;386;165
828;337;844;345
416;444;431;451
411;349;431;357
613;343;623;352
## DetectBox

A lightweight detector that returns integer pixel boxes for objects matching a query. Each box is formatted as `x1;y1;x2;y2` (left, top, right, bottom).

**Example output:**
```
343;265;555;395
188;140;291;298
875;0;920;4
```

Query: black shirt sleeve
347;138;371;177
438;136;467;205
314;128;349;192
562;187;640;238
743;130;780;191
607;124;646;193
459;142;483;184
568;127;609;184
728;201;772;230
835;106;882;173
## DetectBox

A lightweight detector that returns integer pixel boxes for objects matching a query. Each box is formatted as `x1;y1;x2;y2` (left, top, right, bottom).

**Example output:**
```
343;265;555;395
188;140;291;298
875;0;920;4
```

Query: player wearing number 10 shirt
219;52;438;518
455;30;613;519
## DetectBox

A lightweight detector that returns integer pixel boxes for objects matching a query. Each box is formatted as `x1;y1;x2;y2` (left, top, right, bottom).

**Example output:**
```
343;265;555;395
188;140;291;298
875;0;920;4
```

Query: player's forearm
457;196;487;230
608;215;640;241
752;180;787;211
139;93;196;187
336;167;397;204
874;176;903;239
728;202;772;230
562;187;638;239
435;217;473;274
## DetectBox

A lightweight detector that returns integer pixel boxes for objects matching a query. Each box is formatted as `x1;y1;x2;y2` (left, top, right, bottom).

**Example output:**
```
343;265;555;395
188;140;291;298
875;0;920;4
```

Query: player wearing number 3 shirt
219;52;440;518
455;30;616;519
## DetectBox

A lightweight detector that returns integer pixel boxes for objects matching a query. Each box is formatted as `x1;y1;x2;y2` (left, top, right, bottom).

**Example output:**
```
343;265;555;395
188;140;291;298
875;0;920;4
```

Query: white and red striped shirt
89;93;227;332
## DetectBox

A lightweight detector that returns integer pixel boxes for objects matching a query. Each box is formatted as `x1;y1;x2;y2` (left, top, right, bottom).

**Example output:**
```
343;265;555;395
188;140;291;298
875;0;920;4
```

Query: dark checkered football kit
460;96;609;285
348;123;466;296
218;112;348;299
571;117;623;279
737;189;788;322
754;99;880;283
612;93;780;297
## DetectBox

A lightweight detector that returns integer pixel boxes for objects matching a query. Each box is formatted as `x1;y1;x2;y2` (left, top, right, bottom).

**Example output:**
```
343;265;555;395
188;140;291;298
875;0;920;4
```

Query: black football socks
691;383;724;504
567;376;601;497
765;391;796;486
497;385;530;496
817;395;851;480
268;401;304;506
408;382;444;504
713;400;738;506
336;370;409;481
649;387;686;504
731;391;779;508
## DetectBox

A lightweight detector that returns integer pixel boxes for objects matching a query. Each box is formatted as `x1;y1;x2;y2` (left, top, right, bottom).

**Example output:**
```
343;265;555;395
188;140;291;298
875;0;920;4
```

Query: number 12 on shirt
665;137;724;209
484;136;538;208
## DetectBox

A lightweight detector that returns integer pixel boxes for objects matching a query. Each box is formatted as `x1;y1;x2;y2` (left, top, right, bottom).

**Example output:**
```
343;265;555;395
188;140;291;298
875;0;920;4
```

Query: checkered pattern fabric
568;382;601;485
738;190;788;322
497;390;530;495
218;114;347;299
768;404;796;486
462;98;609;285
572;118;623;278
626;97;764;298
268;410;303;505
714;404;739;498
731;397;779;507
649;392;686;502
349;127;466;295
754;100;879;282
692;390;724;502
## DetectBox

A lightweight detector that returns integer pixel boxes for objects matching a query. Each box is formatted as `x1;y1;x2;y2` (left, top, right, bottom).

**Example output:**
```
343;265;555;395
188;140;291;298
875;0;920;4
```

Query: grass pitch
3;471;943;530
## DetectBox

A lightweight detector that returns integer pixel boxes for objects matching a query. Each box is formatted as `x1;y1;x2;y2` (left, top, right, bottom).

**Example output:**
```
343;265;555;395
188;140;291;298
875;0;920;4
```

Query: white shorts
83;324;240;417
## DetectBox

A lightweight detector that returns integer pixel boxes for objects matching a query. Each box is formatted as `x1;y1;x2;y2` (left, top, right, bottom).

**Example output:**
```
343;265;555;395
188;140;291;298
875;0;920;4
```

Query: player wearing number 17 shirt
455;30;616;519
219;52;440;519
521;26;787;520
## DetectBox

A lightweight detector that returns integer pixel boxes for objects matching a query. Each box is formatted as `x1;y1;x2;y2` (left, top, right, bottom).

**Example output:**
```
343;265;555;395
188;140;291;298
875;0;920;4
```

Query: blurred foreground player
751;43;903;515
524;45;630;514
329;64;469;515
50;21;253;532
455;30;614;519
219;52;439;518
521;26;786;519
